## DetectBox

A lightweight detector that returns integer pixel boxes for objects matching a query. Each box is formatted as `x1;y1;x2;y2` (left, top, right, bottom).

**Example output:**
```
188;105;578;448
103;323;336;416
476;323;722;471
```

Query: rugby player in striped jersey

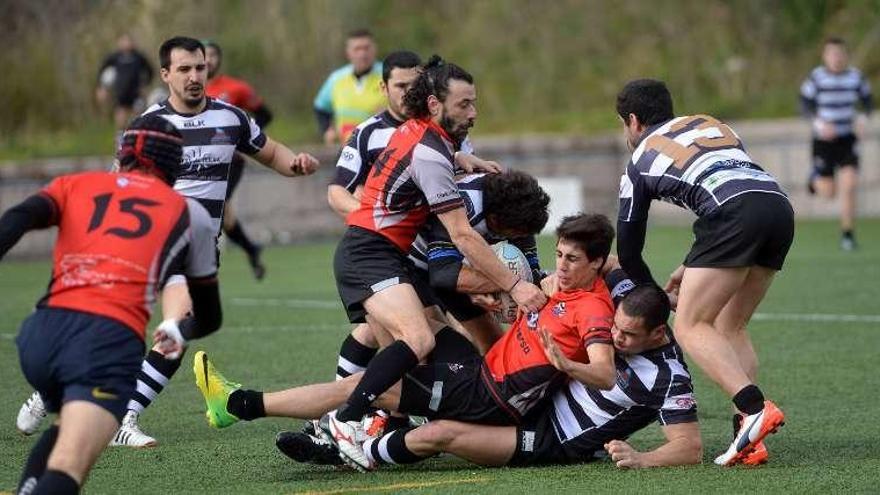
16;36;320;448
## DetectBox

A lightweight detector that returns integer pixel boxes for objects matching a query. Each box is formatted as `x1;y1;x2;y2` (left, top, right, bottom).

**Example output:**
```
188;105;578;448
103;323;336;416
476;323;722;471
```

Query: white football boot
327;411;375;472
16;392;47;435
110;410;158;448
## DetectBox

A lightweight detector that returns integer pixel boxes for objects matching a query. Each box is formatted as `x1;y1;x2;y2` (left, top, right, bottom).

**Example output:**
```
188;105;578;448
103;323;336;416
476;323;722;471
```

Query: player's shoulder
455;173;486;188
208;96;245;113
571;279;614;312
327;64;354;84
207;97;251;123
355;113;386;132
809;65;826;78
141;101;168;117
846;66;866;79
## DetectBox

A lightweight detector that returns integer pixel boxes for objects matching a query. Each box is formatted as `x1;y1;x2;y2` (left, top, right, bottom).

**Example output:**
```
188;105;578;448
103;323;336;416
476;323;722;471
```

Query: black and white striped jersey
332;110;474;193
547;268;695;446
800;66;873;138
618;114;786;222
141;98;266;234
550;338;696;444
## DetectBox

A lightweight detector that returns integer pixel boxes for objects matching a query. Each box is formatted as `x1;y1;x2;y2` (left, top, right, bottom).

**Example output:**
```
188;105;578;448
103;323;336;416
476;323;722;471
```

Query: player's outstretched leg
193;351;242;429
16;391;47;435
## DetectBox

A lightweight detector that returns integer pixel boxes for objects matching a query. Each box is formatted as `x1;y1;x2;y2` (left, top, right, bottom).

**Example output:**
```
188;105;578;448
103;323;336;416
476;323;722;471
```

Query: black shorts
685;192;794;271
114;88;139;108
16;308;145;422
226;153;246;198
435;287;487;322
398;328;516;425
334;226;439;323
509;409;606;466
812;135;859;176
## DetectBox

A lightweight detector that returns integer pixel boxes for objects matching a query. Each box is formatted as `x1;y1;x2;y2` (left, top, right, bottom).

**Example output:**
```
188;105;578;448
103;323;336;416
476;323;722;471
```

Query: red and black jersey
36;171;214;339
347;118;464;252
482;276;614;419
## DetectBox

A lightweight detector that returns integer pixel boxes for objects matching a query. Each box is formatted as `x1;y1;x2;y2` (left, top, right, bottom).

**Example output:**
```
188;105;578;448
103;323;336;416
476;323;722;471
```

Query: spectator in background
96;34;154;131
204;40;273;280
800;37;873;251
313;29;385;145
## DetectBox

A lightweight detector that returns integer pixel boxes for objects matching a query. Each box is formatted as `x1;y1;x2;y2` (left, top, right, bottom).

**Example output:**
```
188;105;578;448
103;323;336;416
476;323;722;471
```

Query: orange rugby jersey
206;74;263;112
37;171;193;338
347;118;464;252
482;276;614;419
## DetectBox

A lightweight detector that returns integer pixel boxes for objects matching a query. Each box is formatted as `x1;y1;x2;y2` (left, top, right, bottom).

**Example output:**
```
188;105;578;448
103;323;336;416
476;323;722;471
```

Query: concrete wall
2;118;878;258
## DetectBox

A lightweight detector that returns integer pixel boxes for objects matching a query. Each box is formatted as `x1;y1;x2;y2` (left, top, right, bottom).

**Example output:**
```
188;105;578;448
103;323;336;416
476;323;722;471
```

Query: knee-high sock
127;350;184;413
18;425;59;494
32;469;79;495
336;334;378;381
363;427;428;466
335;340;418;422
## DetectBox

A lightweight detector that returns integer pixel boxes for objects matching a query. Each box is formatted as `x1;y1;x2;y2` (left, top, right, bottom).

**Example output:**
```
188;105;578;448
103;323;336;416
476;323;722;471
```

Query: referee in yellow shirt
314;29;386;145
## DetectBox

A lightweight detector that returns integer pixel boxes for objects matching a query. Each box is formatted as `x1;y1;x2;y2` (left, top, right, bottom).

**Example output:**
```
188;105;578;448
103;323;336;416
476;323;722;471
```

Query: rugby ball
491;241;533;324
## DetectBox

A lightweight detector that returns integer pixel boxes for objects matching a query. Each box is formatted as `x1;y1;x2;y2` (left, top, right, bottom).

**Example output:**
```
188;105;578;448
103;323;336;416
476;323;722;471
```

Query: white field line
231;297;880;325
3;306;878;341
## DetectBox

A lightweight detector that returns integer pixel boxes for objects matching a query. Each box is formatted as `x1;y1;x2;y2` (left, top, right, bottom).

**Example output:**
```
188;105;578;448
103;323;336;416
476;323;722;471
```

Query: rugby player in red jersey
192;213;616;471
204;40;273;279
2;115;222;494
326;56;547;466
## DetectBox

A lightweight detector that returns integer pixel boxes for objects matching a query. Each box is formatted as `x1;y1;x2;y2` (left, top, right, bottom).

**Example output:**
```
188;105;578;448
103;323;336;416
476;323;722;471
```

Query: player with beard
323;55;548;468
326;51;508;387
15;36;320;449
204;40;274;279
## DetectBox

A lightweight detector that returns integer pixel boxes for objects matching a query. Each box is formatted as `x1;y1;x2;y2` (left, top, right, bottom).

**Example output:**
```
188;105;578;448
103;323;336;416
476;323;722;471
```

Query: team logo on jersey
341;150;356;162
116;177;130;188
616;367;633;389
448;363;464;373
676;397;696;409
526;311;539;329
551;301;566;317
183;148;225;172
210;128;233;145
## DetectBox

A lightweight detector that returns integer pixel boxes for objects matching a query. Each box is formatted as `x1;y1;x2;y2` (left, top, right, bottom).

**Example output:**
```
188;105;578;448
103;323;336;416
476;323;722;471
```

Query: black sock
225;220;259;259
732;385;765;415
385;415;411;432
336;340;419;422
842;230;854;239
336;334;378;380
364;427;426;465
18;425;59;494
227;389;266;421
32;469;79;495
128;349;184;414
